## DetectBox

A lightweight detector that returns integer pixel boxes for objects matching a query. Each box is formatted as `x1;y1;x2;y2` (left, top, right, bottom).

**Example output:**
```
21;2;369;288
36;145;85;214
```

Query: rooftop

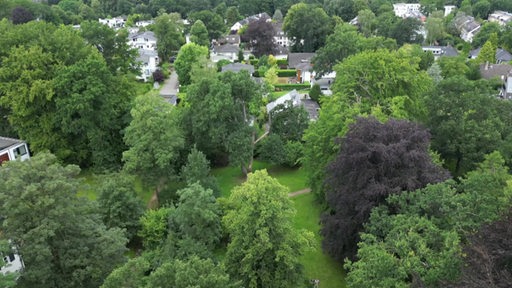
0;137;23;150
288;53;316;69
221;63;255;74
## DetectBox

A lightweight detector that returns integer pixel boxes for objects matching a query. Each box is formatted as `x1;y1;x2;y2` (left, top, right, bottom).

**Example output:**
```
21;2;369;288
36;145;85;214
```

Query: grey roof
507;76;512;96
214;44;240;54
301;99;320;121
223;34;240;44
136;49;158;62
221;63;255;74
0;136;23;150
266;89;301;113
288;53;316;69
470;47;512;62
479;63;512;80
422;45;459;57
295;62;312;71
129;31;156;41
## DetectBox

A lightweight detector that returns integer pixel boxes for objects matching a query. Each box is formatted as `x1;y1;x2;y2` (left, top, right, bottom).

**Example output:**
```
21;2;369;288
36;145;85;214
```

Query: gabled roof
288;53;316;69
214;44;240;54
266;89;301;113
422;45;459;57
470;47;512;62
0;137;23;150
301;99;320;121
129;31;156;41
479;63;512;80
221;63;255;74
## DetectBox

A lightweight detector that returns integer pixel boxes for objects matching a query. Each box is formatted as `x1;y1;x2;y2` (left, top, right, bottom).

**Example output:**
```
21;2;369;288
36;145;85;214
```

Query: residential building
219;34;241;46
288;53;315;83
136;50;159;82
99;17;125;29
273;22;290;47
422;45;459;59
393;3;421;18
488;10;512;26
469;47;512;64
0;137;30;165
1;252;23;275
128;31;157;51
266;89;302;113
479;63;512;98
210;44;241;62
453;14;481;42
135;20;154;27
229;12;271;33
221;63;255;74
444;5;457;16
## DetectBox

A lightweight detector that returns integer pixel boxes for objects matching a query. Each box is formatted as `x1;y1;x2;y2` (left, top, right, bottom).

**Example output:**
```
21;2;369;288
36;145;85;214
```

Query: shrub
274;83;311;90
309;83;321;102
277;69;296;77
152;69;165;83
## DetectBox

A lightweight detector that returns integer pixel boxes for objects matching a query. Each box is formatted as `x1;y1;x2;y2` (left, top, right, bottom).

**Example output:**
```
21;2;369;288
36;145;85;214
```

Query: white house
135;20;154;27
422;45;459;59
99;17;125;29
266;89;302;113
229;12;271;33
210;44;241;62
128;31;157;51
1;252;23;276
273;22;290;47
393;3;421;18
444;5;457;16
0;137;30;165
136;50;159;82
488;10;512;26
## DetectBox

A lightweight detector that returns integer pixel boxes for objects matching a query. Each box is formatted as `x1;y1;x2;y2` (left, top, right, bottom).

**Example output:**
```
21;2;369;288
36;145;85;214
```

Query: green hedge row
276;59;288;66
253;69;297;78
274;83;311;91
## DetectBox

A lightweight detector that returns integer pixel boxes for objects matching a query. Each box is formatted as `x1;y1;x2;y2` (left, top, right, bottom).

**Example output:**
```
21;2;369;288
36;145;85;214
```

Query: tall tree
224;170;312;288
174;42;209;85
321;117;450;261
180;146;219;196
225;6;241;28
154;12;185;62
0;153;127;288
188;10;226;41
244;18;276;57
283;3;333;52
123;92;184;194
189;19;210;47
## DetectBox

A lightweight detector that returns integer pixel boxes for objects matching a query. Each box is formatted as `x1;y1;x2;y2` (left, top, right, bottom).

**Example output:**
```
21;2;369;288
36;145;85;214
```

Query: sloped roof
288;53;316;69
479;63;512;80
129;31;156;41
214;44;239;54
221;63;255;74
266;89;301;113
136;49;158;63
470;47;512;62
0;136;23;150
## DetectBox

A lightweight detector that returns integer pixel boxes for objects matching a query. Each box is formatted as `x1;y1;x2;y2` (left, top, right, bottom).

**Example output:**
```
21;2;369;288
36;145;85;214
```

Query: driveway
160;70;179;104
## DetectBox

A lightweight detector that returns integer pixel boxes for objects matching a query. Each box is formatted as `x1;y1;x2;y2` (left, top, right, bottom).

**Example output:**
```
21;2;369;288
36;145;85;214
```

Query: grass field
293;193;347;288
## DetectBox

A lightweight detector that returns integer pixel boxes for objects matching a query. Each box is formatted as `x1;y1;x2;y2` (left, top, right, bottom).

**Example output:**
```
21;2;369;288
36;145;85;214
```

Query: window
14;145;27;158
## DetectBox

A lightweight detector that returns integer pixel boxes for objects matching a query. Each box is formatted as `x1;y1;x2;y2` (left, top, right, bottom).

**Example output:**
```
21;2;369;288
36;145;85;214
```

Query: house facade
0;137;30;165
128;31;157;51
136;50;159;82
444;5;457;16
488;10;512;26
99;17;125;29
393;3;421;18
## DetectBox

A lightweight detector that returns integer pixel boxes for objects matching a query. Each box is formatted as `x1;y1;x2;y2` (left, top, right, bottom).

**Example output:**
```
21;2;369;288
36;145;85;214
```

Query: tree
11;6;33;24
123;92;184;194
174;43;209;85
472;21;501;49
324;0;356;21
309;83;322;102
358;9;377;37
270;103;310;142
273;8;283;22
0;153;127;288
139;207;173;250
190;19;210;47
390;17;423;46
189;10;225;41
283;3;333;52
477;37;497;64
154;12;185;62
321;117;450;261
472;0;490;19
97;173;145;241
425;15;446;45
180;146;219;195
224;170;312;288
244;18;276;57
101;257;150;288
226;6;241;28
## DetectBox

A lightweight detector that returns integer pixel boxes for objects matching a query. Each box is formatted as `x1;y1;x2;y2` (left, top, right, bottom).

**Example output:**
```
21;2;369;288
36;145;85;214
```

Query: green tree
189;10;226;41
123;92;184;194
174;43;209;85
472;21;501;49
283;3;333;52
190;19;210;47
97;173;145;241
425;15;446;45
358;9;376;37
270;103;310;142
101;257;150;288
225;6;241;27
309;83;322;102
0;153;127;288
273;8;283;22
224;170;312;288
180;146;219;195
139;207;174;250
154;12;185;62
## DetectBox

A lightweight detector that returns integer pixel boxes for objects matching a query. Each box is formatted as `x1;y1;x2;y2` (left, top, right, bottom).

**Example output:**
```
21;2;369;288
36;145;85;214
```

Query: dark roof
301;99;320;121
422;46;459;57
275;45;289;56
221;63;255;74
214;44;239;54
470;47;512;62
0;137;23;150
223;34;240;44
479;63;512;80
288;53;316;69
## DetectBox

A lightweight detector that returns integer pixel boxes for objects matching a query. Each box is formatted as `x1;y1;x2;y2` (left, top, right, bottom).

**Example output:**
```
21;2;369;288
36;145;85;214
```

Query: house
266;89;302;114
422;45;459;59
393;3;421;18
221;63;255;74
210;44;241;62
135;20;154;27
274;45;289;61
99;17;125;29
136;50;159;82
1;252;23;275
288;53;315;83
453;14;481;42
0;137;30;165
479;63;512;98
312;77;335;96
273;22;290;48
219;34;241;46
301;99;320;121
444;5;457;17
488;10;512;26
469;47;512;64
229;12;271;33
128;31;157;51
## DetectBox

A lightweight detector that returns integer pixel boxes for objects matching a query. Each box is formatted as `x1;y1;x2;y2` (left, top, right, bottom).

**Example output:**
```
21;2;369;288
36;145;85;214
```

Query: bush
309;83;321;102
276;59;288;67
249;59;258;66
277;69;296;77
216;59;232;72
274;83;311;90
152;69;165;83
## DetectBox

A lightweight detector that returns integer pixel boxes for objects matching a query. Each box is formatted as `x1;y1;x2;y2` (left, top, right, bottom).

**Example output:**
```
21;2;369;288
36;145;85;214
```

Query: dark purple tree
11;6;33;25
243;18;276;58
448;209;512;288
321;117;450;261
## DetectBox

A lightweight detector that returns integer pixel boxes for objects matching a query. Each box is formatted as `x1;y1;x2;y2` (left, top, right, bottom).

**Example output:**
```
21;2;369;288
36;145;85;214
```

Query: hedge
249;59;258;66
274;83;311;90
276;59;288;66
277;69;296;77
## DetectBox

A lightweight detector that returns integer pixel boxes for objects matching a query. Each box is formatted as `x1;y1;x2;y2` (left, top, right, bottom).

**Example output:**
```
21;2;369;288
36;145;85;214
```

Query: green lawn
211;160;308;197
77;170;154;204
292;193;347;288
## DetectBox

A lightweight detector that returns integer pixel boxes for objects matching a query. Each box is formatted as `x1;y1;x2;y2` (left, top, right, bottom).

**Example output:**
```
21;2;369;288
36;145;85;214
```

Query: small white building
393;3;421;18
444;5;457;17
273;22;290;47
1;252;23;275
0;137;30;165
135;20;154;27
128;31;157;51
136;50;159;82
266;89;302;113
488;10;512;26
99;17;125;29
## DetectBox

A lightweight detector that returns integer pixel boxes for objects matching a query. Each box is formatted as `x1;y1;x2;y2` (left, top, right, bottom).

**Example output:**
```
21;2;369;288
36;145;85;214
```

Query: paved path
288;188;311;197
159;71;179;103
